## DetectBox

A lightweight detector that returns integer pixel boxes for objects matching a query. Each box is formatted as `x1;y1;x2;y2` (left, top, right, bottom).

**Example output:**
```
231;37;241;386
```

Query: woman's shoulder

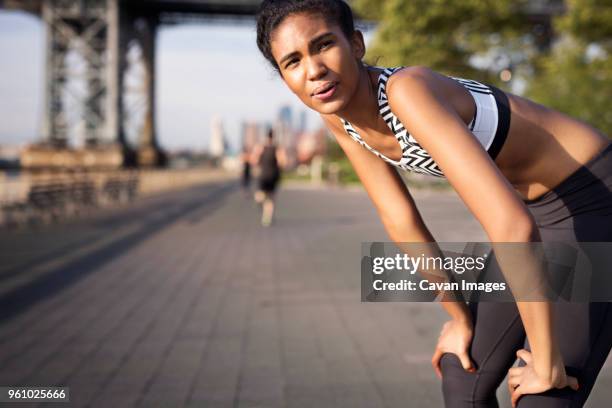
382;65;474;110
382;66;447;108
383;64;439;80
384;65;446;91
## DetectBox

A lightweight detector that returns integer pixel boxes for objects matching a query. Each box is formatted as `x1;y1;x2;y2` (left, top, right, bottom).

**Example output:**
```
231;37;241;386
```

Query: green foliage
526;0;612;136
527;40;612;135
350;0;383;21
352;0;531;81
556;0;612;45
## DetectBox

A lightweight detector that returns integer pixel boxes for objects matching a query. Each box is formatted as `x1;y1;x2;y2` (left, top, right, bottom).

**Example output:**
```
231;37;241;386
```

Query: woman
256;0;612;406
251;128;286;226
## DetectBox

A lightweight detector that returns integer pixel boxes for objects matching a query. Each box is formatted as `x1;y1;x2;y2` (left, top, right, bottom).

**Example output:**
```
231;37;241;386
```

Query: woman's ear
350;30;366;60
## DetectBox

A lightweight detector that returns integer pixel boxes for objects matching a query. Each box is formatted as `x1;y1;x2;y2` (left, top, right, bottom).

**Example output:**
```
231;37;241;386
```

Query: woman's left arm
385;66;578;403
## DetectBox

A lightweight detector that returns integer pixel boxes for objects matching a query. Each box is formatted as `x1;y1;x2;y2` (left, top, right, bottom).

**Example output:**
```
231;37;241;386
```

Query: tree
352;0;536;83
556;0;612;44
526;0;612;135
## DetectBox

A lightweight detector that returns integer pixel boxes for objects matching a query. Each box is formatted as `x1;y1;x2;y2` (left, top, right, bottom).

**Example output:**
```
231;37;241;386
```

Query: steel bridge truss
41;0;159;165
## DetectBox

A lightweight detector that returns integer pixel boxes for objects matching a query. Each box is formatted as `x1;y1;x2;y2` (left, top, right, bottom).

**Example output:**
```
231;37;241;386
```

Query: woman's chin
310;99;346;115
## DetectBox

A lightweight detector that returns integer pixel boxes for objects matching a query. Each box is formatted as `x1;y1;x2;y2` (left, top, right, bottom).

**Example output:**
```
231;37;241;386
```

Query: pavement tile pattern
0;181;610;407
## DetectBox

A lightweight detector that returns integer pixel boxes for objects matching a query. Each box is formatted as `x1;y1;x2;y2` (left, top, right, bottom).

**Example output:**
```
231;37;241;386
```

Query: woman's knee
515;390;578;408
440;353;499;407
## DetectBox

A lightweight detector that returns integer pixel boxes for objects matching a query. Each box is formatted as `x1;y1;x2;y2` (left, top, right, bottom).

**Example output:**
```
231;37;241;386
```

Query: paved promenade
0;180;610;407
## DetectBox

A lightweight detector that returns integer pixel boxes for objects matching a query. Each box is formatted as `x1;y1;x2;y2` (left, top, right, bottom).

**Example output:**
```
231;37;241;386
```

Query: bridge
0;0;263;169
0;0;561;169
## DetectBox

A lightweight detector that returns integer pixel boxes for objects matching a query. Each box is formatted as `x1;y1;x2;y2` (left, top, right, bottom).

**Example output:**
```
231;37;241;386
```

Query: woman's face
269;12;364;115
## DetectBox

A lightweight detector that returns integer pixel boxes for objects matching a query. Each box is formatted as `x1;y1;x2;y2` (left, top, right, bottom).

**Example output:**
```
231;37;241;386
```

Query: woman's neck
336;63;382;131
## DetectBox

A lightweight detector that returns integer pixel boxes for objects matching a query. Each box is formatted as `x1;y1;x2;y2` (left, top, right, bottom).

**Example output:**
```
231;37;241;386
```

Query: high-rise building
278;105;292;129
241;121;259;152
209;115;226;158
297;110;307;133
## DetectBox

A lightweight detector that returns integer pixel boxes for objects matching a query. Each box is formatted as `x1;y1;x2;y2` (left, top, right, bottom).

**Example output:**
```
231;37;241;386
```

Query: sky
0;10;374;153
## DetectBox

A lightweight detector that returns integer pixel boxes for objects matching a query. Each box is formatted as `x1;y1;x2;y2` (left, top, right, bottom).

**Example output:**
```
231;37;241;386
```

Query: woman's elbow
487;215;540;242
382;216;432;243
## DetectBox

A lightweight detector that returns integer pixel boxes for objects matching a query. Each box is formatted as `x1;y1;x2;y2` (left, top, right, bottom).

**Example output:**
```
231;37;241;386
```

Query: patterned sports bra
340;66;511;178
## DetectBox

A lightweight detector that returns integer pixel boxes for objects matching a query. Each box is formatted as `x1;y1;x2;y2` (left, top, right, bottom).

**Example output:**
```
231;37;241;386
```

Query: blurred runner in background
251;129;286;226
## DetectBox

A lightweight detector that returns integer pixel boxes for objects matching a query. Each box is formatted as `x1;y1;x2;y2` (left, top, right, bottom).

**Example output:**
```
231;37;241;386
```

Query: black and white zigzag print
341;66;445;177
449;77;493;96
340;67;497;178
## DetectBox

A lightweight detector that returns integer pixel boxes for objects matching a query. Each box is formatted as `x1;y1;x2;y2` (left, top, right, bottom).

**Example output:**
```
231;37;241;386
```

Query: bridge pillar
26;0;164;169
132;16;165;167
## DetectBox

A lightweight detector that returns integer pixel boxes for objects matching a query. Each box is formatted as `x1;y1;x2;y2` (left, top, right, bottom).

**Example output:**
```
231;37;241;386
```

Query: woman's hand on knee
508;349;579;407
431;319;476;379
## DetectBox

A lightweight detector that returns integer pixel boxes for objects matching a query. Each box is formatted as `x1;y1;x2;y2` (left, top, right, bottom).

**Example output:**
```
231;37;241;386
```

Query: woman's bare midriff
493;93;611;202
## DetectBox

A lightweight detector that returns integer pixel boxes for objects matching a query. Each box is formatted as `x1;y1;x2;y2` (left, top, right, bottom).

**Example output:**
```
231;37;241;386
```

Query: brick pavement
0;181;610;407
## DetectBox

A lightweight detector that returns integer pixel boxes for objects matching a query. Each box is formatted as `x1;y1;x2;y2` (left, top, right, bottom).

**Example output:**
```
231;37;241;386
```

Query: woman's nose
306;55;327;81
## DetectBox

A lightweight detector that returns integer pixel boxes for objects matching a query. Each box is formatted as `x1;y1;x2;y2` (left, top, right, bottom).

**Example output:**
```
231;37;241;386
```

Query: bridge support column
132;16;165;167
26;0;164;169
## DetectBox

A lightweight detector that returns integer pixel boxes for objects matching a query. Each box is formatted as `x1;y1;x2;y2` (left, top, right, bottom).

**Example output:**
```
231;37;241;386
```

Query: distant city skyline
0;10;374;154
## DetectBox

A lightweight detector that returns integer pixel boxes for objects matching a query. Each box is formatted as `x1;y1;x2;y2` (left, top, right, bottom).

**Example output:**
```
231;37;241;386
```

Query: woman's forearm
490;226;563;379
515;301;562;379
441;299;472;323
390;225;472;323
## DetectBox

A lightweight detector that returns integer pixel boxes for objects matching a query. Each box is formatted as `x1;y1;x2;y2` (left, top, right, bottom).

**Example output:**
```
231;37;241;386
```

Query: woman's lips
313;83;338;102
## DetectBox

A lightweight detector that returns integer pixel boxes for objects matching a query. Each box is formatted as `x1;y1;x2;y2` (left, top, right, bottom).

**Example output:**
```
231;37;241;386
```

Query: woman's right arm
320;114;475;375
320;115;431;243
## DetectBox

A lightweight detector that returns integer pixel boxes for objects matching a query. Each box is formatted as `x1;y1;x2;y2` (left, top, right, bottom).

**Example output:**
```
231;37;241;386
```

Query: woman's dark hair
256;0;355;74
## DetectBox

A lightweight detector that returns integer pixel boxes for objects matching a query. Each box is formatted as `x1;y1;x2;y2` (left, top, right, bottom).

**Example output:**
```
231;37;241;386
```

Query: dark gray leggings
441;143;612;407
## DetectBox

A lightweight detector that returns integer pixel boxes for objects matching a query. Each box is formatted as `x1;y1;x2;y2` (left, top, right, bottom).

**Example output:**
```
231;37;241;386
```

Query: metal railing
0;171;138;227
0;167;234;228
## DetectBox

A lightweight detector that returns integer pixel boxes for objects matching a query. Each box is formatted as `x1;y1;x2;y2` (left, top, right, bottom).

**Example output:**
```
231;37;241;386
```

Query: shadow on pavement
0;182;236;323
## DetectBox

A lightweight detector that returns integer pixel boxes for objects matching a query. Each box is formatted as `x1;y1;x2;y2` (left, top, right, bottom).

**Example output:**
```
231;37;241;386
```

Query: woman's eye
320;40;333;50
286;59;299;68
